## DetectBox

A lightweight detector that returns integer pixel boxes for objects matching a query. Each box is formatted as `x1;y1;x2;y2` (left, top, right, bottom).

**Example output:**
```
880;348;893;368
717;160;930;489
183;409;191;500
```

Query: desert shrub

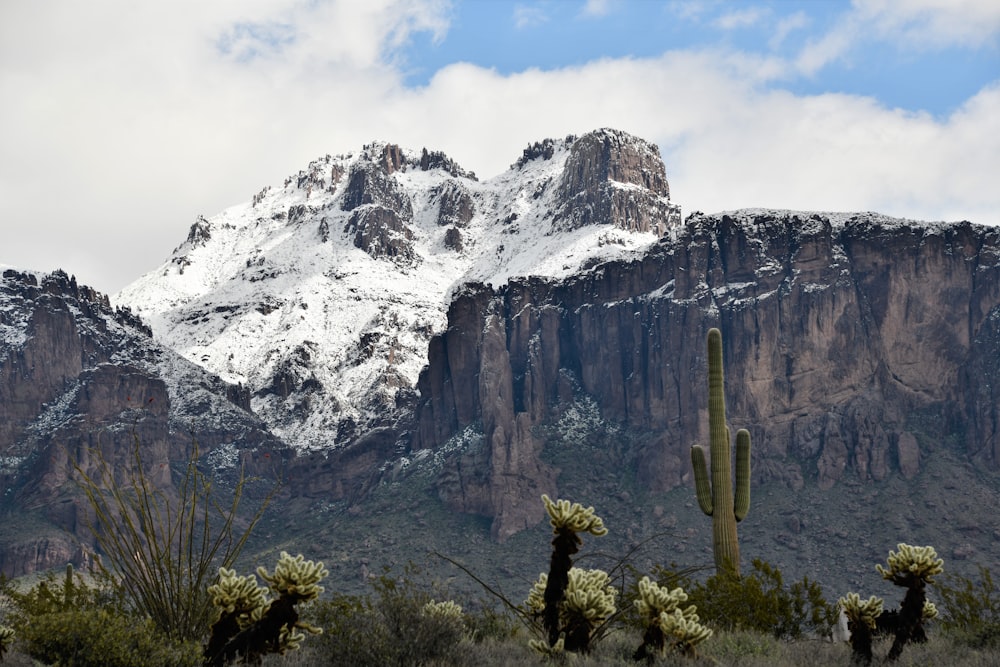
74;435;277;642
463;601;523;643
308;572;466;667
0;564;124;624
650;559;837;640
700;629;782;662
934;566;1000;648
2;563;199;666
16;608;201;667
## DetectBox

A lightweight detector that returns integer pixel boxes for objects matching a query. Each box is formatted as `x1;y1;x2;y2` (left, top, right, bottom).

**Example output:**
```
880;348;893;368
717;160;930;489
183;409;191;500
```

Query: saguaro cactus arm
690;445;713;516
734;428;751;522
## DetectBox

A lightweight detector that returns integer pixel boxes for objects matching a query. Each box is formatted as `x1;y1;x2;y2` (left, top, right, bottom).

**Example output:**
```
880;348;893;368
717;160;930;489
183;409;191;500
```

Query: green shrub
308;572;466;667
649;559;837;640
2;563;199;666
934;566;1000;648
16;608;200;667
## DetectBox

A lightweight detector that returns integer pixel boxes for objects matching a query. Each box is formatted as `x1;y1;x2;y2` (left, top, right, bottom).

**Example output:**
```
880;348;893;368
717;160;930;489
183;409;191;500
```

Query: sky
1;0;998;296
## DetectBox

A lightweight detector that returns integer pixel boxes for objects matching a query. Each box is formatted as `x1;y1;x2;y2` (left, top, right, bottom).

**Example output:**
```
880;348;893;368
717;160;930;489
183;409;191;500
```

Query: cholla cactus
839;593;884;667
542;495;607;536
0;625;14;660
527;567;616;654
562;568;616;624
658;608;714;656
536;495;609;652
422;600;464;622
873;544;944;662
526;573;549;615
839;593;884;630
205;553;328;667
529;634;565;658
635;576;689;619
634;577;712;661
208;568;268;627
876;544;944;586
527;569;616;625
257;551;328;601
922;601;938;621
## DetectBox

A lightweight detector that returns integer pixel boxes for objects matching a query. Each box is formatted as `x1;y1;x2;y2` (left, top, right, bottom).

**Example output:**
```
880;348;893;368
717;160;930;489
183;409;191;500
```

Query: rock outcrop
555;129;681;233
410;211;1000;537
0;269;284;576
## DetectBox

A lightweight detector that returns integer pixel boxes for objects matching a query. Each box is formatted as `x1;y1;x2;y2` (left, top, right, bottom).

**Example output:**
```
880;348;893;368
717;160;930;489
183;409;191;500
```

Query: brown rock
896;431;920;479
409;211;1000;540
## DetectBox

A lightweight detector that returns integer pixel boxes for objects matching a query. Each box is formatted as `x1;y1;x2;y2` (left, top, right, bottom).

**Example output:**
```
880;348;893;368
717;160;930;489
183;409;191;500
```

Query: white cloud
855;0;1000;48
407;53;998;227
713;7;767;31
769;11;809;50
513;4;549;30
0;0;997;295
795;0;1000;75
581;0;615;18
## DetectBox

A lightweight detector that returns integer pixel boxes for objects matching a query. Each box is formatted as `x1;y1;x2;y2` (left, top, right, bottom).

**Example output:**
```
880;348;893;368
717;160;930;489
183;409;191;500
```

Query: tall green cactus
690;327;751;576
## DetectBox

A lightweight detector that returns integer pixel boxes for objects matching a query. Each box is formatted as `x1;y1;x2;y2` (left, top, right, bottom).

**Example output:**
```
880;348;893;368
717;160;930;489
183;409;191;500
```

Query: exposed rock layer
410;212;1000;536
0;269;284;576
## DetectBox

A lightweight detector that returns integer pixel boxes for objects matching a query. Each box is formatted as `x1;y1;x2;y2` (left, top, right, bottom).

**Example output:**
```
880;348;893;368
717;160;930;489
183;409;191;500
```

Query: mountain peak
116;129;682;450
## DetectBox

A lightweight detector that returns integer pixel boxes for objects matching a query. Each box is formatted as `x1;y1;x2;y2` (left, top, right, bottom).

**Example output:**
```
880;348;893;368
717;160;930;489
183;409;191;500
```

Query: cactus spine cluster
691;327;751;576
633;576;712;661
204;551;328;666
0;625;14;661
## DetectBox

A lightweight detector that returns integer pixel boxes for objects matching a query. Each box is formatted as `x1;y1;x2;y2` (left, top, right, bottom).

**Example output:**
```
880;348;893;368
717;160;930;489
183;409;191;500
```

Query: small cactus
535;495;609;652
633;576;712;661
204;552;328;666
421;600;464;622
839;593;884;630
527;567;616;655
0;625;15;661
839;593;884;666
875;544;943;661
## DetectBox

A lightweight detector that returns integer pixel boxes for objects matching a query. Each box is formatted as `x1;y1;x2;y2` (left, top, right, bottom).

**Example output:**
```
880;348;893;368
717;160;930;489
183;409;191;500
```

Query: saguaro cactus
690;327;751;576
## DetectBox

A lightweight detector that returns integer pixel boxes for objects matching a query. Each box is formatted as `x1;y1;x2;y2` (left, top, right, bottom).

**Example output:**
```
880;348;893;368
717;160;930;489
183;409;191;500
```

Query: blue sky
400;1;996;116
1;0;998;294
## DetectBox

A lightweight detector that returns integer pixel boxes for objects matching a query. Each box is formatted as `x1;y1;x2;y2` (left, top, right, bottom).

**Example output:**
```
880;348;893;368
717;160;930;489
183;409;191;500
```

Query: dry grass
253;629;1000;667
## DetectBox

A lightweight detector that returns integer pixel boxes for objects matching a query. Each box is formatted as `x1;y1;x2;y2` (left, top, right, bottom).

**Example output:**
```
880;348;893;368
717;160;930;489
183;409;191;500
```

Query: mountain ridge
3;129;999;587
115;128;681;451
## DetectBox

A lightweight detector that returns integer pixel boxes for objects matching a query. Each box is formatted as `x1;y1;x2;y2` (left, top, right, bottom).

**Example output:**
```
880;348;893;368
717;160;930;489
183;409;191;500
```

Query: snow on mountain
115;130;679;451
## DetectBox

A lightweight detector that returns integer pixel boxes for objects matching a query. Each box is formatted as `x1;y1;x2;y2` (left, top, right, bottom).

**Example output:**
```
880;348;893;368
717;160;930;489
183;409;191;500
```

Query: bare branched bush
75;435;277;642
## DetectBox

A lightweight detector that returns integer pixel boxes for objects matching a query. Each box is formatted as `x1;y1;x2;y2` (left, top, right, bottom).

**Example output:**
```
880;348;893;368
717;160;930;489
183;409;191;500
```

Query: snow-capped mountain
116;129;682;450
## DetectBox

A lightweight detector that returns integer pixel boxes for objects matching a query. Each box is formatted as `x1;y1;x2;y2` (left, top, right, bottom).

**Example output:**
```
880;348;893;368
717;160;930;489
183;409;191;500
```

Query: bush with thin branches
74;434;277;642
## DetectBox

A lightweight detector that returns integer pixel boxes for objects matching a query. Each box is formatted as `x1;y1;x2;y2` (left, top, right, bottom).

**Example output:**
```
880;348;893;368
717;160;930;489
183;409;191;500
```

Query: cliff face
0;269;283;576
411;211;1000;539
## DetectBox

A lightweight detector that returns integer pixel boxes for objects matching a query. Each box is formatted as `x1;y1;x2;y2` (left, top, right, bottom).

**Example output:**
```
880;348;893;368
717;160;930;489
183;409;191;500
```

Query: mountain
4;129;1000;596
116;129;680;452
0;268;286;575
406;209;1000;542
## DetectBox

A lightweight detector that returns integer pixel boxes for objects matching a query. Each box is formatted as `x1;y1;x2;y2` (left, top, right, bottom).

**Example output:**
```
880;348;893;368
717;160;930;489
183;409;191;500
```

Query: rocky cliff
0;269;284;576
409;211;1000;539
8;130;1000;586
